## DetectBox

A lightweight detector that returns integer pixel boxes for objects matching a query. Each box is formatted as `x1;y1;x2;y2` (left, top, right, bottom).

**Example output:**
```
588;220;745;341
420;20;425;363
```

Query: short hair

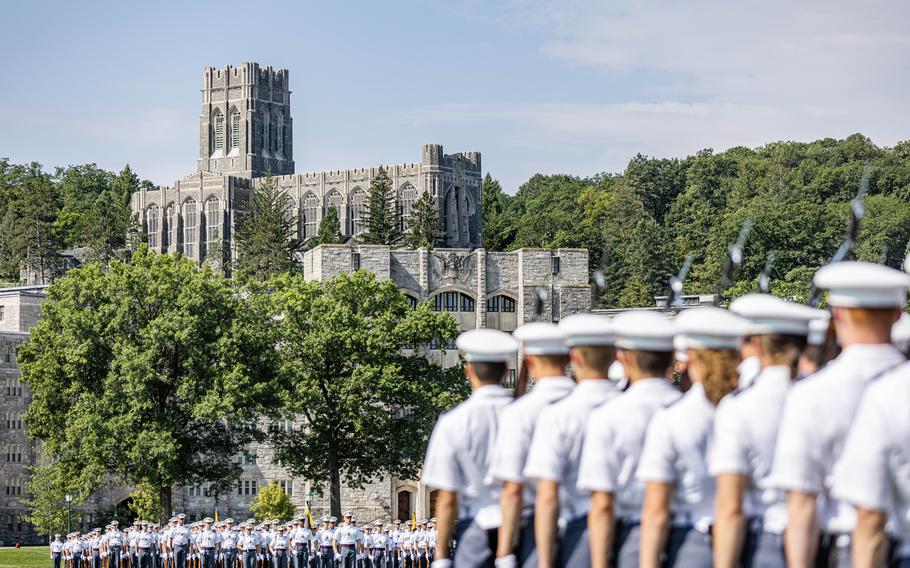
572;345;616;371
469;361;508;383
624;349;674;377
760;334;808;365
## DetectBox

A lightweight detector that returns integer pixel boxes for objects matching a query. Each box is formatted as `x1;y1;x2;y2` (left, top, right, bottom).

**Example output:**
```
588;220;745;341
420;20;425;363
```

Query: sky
1;0;909;193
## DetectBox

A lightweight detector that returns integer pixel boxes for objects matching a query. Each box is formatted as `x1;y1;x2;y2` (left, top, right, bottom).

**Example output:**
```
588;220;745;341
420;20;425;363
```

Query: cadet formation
422;260;910;568
48;260;910;568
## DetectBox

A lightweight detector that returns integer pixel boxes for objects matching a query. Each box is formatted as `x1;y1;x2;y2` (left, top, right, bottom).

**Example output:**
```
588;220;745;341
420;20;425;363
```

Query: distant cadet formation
421;260;910;568
49;512;440;568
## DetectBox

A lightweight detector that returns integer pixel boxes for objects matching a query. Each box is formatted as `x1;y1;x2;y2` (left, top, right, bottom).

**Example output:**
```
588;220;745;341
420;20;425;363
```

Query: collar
626;377;675;393
840;343;903;358
530;375;574;391
470;384;510;399
755;365;792;387
570;378;617;394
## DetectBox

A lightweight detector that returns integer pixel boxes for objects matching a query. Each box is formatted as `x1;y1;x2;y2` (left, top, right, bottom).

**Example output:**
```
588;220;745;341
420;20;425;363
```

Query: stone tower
197;62;294;178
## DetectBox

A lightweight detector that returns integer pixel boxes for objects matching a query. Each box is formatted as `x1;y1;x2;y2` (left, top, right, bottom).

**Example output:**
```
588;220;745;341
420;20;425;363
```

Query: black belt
339;544;356;548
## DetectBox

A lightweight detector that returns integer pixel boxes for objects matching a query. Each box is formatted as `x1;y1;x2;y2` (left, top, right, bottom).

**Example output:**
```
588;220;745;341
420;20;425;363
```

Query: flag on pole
305;502;314;529
412;512;416;529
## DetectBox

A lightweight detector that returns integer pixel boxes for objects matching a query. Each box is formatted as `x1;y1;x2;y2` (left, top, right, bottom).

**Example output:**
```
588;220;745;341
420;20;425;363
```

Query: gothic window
275;111;285;157
165;203;177;250
146;205;160;249
326;190;346;236
206;198;221;257
262;111;270;154
350;187;366;235
183;199;197;259
487;295;516;313
212;110;224;151
230;109;241;150
301;193;320;239
399;183;418;230
433;292;473;312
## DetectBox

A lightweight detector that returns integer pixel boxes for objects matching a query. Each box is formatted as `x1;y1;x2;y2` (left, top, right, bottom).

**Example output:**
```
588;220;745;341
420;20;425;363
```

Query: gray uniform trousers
292;545;308;568
173;545;188;568
109;546;122;568
370;550;385;568
338;546;357;568
664;527;712;568
557;514;591;568
241;550;257;568
740;528;785;568
515;510;537;568
453;518;496;568
615;523;641;568
816;534;851;568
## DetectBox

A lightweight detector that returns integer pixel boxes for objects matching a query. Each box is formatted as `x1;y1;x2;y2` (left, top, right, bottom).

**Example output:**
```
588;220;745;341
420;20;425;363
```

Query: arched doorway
429;490;439;519
397;490;413;521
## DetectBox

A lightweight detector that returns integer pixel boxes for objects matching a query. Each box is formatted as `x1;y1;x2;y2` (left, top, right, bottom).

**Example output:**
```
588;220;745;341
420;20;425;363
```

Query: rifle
757;251;776;294
716;218;753;300
665;255;694;312
807;162;871;307
513;288;548;399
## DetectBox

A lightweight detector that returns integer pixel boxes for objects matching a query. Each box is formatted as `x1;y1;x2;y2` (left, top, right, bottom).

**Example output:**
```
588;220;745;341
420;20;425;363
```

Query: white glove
495;554;518;568
335;553;341;560
257;554;263;561
431;560;453;568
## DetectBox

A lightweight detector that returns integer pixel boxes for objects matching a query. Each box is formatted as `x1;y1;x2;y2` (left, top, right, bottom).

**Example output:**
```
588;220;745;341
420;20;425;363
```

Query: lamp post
64;494;73;535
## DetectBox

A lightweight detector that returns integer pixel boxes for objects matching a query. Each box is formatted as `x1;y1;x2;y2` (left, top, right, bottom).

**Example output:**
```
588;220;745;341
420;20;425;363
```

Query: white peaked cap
807;318;831;346
675;307;750;350
813;261;910;308
892;313;910;351
513;322;569;355
557;313;616;347
613;311;676;351
730;293;830;335
456;329;518;362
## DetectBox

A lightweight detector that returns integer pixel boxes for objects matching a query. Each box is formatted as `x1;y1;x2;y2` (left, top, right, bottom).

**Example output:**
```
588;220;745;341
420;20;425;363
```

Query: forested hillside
483;134;910;308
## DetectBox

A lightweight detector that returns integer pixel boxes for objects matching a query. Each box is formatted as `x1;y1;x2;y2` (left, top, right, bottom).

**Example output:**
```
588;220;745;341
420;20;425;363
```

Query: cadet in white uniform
51;534;64;568
421;329;519;568
238;523;260;568
833;357;910;568
369;520;388;568
771;261;909;568
637;307;748;568
712;295;826;568
170;514;191;568
523;315;623;567
334;512;362;568
577;311;680;568
490;321;574;568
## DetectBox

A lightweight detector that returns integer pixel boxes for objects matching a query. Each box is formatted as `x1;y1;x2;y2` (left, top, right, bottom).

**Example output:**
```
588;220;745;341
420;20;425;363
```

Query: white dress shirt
710;365;792;534
488;376;575;504
523;379;622;521
738;355;761;390
771;344;906;533
422;384;513;529
833;362;910;556
637;382;717;533
577;378;681;520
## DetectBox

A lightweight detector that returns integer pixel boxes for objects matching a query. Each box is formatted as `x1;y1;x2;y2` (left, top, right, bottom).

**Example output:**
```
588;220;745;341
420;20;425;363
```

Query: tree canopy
360;167;401;245
250;481;296;522
233;175;302;280
403;189;442;249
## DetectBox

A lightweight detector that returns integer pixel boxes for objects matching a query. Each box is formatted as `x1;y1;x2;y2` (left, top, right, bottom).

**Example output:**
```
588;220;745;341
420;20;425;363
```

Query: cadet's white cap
513;322;569;355
557;313;616;347
613;311;675;351
814;261;910;307
730;293;829;335
456;329;518;362
807;317;831;346
675;307;749;350
892;313;910;351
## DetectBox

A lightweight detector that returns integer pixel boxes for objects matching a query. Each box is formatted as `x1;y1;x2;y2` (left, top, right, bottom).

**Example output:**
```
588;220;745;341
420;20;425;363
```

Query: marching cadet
170;514;192;568
421;329;519;567
711;295;826;568
771;261;910;568
289;516;312;568
130;521;141;568
415;520;429;568
400;521;414;568
523;314;623;567
108;521;125;568
221;519;238;568
490;321;574;568
389;520;401;568
197;518;220;568
426;519;437;565
317;516;334;568
239;523;260;568
51;534;64;568
369;521;388;568
89;529;102;568
334;512;362;568
137;521;156;568
636;307;748;568
270;525;290;568
577;310;680;568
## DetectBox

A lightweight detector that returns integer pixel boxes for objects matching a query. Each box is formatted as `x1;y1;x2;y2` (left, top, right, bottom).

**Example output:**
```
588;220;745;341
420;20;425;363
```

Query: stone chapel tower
197;62;294;178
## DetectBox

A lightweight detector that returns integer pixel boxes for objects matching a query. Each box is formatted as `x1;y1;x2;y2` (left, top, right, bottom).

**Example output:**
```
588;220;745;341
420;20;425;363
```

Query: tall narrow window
230;109;241;150
262;111;270;154
326;191;346;236
206;198;221;244
301;193;319;239
399;184;418;230
212;110;224;151
183;199;197;259
275;112;285;157
146;206;159;249
350;188;366;235
166;204;177;251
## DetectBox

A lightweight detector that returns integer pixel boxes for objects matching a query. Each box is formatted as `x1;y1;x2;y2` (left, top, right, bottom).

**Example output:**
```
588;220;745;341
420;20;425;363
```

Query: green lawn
0;546;50;568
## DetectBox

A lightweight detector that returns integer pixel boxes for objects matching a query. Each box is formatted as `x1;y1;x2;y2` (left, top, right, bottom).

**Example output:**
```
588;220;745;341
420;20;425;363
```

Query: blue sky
2;0;908;193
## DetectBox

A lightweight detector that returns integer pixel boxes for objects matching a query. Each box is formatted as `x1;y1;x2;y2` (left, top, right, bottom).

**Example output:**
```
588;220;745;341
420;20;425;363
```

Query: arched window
433;292;475;312
261;111;270;154
230;109;241;150
350;188;366;235
212;110;224;152
183;199;198;258
326;190;346;236
165;203;176;249
399;183;418;231
206;198;221;244
486;294;516;313
146;205;160;249
301;193;320;240
275;111;284;157
403;293;419;310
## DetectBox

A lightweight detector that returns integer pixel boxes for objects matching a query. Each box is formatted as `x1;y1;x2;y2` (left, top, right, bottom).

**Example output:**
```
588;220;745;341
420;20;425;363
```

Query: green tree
234;176;302;280
481;174;514;251
313;205;341;245
360;167;401;245
19;249;279;522
129;482;162;521
22;461;87;537
250;481;295;522
267;271;466;518
403;190;442;249
5;168;64;283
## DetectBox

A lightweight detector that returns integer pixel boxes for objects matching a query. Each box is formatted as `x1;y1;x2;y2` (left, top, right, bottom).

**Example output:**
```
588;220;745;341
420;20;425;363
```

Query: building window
6;412;21;430
206;198;221;257
146;206;160;249
6;376;21;396
461;294;475;312
552;256;561;275
5;478;21;496
0;305;5;321
353;253;361;271
251;480;258;495
501;296;516;313
165;204;177;249
275;112;285;157
301;193;320;240
278;480;293;496
326;191;346;235
230;109;241;150
4;345;11;364
486;296;499;313
399;184;418;231
350;188;366;235
404;294;418;309
262;111;270;153
429;336;456;350
213;110;224;151
6;444;22;463
271;419;293;433
183;199;197;258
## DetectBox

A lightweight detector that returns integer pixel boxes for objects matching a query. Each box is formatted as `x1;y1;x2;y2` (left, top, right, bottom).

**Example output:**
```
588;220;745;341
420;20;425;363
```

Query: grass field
0;546;50;568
